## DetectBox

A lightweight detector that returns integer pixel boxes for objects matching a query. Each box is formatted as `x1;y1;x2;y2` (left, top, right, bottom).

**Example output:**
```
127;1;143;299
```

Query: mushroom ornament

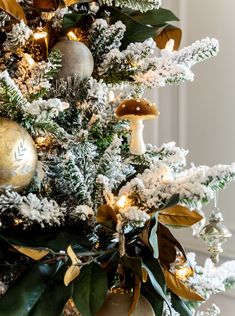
116;99;159;155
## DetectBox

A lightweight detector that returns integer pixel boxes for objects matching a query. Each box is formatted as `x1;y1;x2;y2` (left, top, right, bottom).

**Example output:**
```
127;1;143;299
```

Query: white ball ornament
52;38;94;80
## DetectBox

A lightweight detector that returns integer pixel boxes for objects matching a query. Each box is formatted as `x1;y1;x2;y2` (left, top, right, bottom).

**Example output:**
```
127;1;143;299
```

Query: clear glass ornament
200;191;232;263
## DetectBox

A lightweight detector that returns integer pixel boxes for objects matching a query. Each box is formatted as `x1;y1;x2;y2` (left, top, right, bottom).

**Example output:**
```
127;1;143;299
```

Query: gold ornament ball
96;293;155;316
0;117;38;192
52;39;94;80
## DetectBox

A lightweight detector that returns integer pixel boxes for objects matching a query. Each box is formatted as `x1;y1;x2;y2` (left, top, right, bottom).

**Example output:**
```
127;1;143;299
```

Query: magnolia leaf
0;261;63;316
155;25;182;50
170;292;192;316
141;257;166;315
139;215;159;258
0;0;26;22
30;276;72;316
163;268;204;301
108;7;160;49
97;204;117;231
73;262;108;316
142;263;172;313
121;254;142;279
130;7;179;25
158;223;186;268
142;267;148;283
128;276;141;316
12;244;49;260
64;265;81;286
149;214;159;259
67;245;81;265
62;13;93;31
159;207;203;227
33;0;59;11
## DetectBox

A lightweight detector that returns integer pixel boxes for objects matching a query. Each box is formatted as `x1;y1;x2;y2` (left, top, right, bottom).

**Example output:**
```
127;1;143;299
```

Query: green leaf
1;228;91;252
142;263;172;315
120;254;142;279
108;7;162;49
29;266;73;316
130;8;179;25
149;214;159;259
62;13;93;31
73;262;108;316
141;256;166;315
0;261;63;316
170;292;193;316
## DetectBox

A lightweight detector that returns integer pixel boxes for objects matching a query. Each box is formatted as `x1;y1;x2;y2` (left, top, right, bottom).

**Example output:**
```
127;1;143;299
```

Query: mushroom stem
130;120;146;155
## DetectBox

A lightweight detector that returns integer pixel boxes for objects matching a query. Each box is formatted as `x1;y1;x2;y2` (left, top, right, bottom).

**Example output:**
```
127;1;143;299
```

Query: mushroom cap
115;98;159;120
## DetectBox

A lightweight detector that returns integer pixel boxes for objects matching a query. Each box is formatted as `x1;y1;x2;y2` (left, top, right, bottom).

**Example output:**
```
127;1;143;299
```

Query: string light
67;31;78;41
24;53;35;67
109;91;115;103
33;30;48;40
175;265;193;281
116;196;127;209
165;39;175;52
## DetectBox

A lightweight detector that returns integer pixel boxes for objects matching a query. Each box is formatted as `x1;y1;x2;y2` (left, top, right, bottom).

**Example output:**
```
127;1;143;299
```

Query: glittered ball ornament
96;292;155;316
0;118;38;192
52;38;94;80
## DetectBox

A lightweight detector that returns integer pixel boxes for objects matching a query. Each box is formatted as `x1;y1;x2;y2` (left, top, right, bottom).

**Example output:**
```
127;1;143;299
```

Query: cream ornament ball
0;117;38;192
52;38;94;80
96;292;155;316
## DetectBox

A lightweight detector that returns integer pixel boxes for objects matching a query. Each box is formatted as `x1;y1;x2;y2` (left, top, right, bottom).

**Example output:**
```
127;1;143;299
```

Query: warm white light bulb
175;265;193;281
67;31;77;41
165;39;175;52
34;31;48;40
116;196;127;209
24;54;35;66
109;91;115;102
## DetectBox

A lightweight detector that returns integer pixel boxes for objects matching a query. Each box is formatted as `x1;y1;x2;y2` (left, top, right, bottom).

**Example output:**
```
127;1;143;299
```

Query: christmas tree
0;1;235;315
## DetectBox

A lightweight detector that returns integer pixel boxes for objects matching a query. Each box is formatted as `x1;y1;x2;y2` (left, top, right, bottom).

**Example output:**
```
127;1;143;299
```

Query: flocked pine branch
186;252;235;309
119;162;235;210
172;37;219;68
97;135;135;190
101;0;161;12
52;143;98;206
89;19;126;66
0;70;28;119
0;189;23;214
0;189;65;228
126;142;188;172
133;38;219;88
98;38;156;84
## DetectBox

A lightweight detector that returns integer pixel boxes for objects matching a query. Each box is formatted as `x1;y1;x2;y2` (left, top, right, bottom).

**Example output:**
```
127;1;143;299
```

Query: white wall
145;0;235;314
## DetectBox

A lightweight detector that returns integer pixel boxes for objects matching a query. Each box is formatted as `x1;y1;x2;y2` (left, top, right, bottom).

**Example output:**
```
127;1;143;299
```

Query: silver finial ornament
200;191;232;263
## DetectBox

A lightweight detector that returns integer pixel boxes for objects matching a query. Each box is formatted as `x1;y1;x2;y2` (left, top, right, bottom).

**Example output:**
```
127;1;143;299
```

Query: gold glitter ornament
0;117;38;192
